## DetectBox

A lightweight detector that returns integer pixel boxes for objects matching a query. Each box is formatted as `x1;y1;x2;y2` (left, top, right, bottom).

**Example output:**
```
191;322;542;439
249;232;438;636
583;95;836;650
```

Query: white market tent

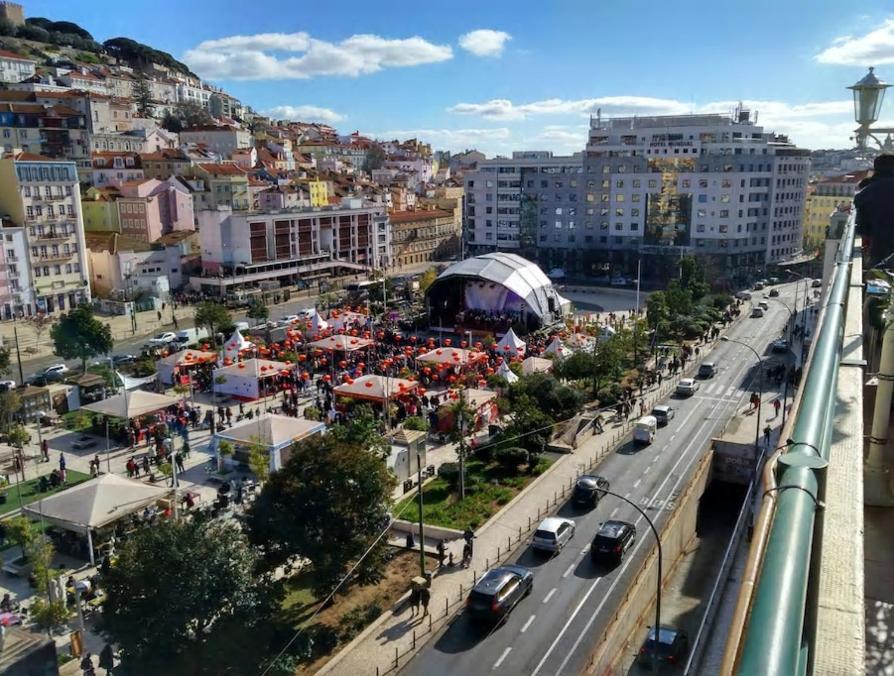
417;347;487;366
329;311;368;332
496;361;519;384
334;374;418;402
495;327;526;355
82;390;181;419
307;313;330;338
156;349;217;385
23;474;170;564
214;414;326;472
544;337;570;358
213;358;293;400
522;356;553;374
308;335;373;352
223;329;255;362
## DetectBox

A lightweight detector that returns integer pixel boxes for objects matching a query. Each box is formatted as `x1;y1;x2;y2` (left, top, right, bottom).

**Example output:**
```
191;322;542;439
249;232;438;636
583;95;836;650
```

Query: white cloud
449;96;690;120
458;29;511;57
184;31;452;80
264;105;345;123
815;19;894;65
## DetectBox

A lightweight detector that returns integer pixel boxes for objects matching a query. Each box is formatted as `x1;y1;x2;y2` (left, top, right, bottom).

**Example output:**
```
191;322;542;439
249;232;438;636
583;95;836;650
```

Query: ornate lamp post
849;67;894;151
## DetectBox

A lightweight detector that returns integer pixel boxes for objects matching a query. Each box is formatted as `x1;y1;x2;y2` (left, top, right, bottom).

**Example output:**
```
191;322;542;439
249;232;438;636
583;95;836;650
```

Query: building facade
803;171;868;249
390;209;459;267
464;111;809;283
0;49;35;83
179;126;251;158
192;199;391;295
0;155;90;315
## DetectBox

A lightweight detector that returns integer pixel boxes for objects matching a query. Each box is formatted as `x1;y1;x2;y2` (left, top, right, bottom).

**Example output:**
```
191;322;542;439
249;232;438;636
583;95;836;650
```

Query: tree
194;302;231;342
50;305;113;371
7;515;36;560
679;256;709;301
418;267;438;293
0;17;15;36
363;145;386;172
247;434;395;595
328;405;389;459
133;76;154;118
98;518;266;673
178;102;214;127
161;111;183;134
247;438;269;483
0;389;21;433
246;299;269;324
28;313;52;349
0;346;10;378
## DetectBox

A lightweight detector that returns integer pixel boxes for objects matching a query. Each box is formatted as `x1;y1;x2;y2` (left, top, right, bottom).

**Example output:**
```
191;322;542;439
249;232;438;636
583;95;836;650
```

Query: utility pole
458;388;466;500
12;323;23;384
417;450;425;577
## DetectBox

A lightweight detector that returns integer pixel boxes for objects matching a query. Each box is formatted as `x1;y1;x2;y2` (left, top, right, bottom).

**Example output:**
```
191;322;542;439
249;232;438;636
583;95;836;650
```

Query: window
615;223;623;231
615;208;624;217
555;220;562;229
555;208;563;216
681;179;691;188
699;179;709;188
631;194;641;203
719;209;729;217
631;208;640;217
615;194;625;202
698;194;707;203
720;194;730;203
648;180;657;188
616;180;624;188
632;179;641;188
630;223;639;231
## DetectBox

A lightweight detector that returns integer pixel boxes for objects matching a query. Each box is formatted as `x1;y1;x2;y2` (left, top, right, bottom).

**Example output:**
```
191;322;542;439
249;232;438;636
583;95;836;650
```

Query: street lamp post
721;337;764;471
597;487;663;674
849;67;894;151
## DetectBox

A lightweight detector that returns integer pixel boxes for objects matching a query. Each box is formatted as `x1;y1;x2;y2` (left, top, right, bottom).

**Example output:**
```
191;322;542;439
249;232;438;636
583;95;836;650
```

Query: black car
465;564;533;622
637;625;690;668
591;520;636;565
112;354;138;366
769;288;780;297
571;474;610;507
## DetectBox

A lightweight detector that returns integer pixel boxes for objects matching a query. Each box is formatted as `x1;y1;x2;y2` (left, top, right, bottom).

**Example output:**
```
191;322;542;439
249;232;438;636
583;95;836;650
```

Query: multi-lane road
402;283;801;676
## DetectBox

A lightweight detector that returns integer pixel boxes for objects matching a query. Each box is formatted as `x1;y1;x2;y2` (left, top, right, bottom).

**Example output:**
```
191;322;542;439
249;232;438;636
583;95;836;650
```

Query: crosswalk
698;381;745;398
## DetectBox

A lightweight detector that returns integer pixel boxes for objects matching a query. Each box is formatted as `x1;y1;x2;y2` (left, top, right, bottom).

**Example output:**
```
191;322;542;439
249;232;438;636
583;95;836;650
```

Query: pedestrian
420;585;431;616
59;453;66;481
409;585;421;617
98;644;115;676
80;652;95;676
40;439;48;462
764;424;772;446
141;456;150;477
437;539;446;568
175;452;185;474
463;526;476;558
773;399;781;417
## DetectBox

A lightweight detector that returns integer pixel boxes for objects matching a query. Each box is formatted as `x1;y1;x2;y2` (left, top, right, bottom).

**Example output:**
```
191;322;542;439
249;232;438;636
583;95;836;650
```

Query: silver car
532;517;576;553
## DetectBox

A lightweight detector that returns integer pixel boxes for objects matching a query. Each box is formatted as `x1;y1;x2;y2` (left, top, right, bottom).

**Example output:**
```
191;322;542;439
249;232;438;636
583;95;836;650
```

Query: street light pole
416;450;425;577
597;487;663;674
721;336;764;470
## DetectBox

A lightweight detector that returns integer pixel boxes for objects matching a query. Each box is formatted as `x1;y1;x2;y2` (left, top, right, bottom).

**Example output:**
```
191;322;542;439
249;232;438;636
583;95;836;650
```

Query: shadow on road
429;612;503;654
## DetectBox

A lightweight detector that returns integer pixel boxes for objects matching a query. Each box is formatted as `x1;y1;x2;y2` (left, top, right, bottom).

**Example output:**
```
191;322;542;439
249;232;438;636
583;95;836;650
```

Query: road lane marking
624;492;631;499
633;478;642;488
493;647;512;670
669;434;677;441
521;615;536;633
563;563;575;578
643;466;652;474
543;587;557;604
610;507;619;518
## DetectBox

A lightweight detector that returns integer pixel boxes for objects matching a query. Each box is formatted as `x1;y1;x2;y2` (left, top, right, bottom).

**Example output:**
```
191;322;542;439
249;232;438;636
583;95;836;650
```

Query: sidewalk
318;367;693;676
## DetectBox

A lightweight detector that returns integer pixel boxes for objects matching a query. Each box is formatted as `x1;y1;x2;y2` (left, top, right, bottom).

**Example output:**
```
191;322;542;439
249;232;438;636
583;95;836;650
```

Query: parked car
465;565;533;622
633;415;658;444
172;327;210;346
753;281;765;290
112;354;138;366
769;277;780;285
146;332;177;348
637;626;690;668
697;362;716;378
279;314;300;324
532;517;576;553
43;364;69;377
591;520;636;565
0;379;16;392
750;307;765;318
771;339;790;353
610;277;630;287
651;405;674;426
571;474;610;507
769;288;780;297
676;378;699;396
735;290;753;300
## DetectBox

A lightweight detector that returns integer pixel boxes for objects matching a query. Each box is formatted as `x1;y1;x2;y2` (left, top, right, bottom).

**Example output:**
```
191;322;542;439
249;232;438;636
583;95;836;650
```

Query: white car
146;332;177;347
676;378;699;396
43;363;69;377
280;314;300;324
532;517;576;553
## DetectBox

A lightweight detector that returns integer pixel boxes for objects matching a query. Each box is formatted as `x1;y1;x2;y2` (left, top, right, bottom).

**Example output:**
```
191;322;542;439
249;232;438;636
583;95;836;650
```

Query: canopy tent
495;327;526;355
522;356;554;374
223;329;254;362
306;313;330;338
329;311;369;332
334;374;418;402
157;349;217;385
213;358;293;400
23;474;170;565
543;336;570;358
82;390;180;419
496;361;519;384
436;388;499;433
417;347;487;366
567;333;596;351
308;335;374;353
214;414;326;472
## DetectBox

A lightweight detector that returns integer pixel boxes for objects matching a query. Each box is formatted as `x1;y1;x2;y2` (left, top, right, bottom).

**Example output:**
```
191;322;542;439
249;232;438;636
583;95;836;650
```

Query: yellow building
309;180;329;208
81;187;121;232
803;171;868;249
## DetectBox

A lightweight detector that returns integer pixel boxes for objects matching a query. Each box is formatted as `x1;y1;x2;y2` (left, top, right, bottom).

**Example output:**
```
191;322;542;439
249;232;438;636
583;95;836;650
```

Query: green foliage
302;405;321;421
98;519;267;672
0;17;14;36
337;602;382;641
496;394;553;455
103;37;196;76
437;461;459;488
418;267;438;293
507;373;582;421
246;433;395;596
246;299;269;323
247;438;269;483
679;256;709;300
16;24;49;42
50;305;113;370
31;597;69;632
494;446;528;471
7;516;36;558
363;145;386;172
132;356;157;376
7;423;29;449
0;390;20;432
161;111;182;134
133;76;153;118
328;405;389;459
194;302;231;340
218;440;234;457
402;415;428;432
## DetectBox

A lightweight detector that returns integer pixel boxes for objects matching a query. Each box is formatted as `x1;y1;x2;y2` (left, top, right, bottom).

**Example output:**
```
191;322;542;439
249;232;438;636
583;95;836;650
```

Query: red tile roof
0;49;34;62
389;209;453;224
196;163;248;177
12;151;52;162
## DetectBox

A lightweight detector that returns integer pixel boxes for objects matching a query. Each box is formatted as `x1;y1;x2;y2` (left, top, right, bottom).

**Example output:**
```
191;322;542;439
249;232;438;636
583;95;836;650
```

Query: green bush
596;383;623;406
437;462;460;488
303;406;321;421
402;416;428;432
337;602;382;641
495;447;528;472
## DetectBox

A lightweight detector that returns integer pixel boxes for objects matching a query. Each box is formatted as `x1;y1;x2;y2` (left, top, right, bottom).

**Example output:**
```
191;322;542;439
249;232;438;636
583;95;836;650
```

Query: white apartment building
191;199;391;296
464;110;809;282
0;155;90;316
179;126;251;158
0;49;35;83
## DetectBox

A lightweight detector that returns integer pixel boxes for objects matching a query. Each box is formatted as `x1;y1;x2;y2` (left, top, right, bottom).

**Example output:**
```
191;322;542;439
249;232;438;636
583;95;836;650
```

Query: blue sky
24;0;894;155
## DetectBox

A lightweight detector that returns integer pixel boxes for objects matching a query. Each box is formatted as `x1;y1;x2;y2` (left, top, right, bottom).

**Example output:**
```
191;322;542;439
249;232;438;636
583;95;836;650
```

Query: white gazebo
213;414;326;472
417;347;487;367
333;374;418;403
329;311;368;332
156;349;217;386
82;390;181;419
543;336;569;358
212;358;292;400
307;313;330;338
496;361;519;384
308;335;374;353
522;356;553;374
23;474;171;565
495;327;526;356
223;329;255;362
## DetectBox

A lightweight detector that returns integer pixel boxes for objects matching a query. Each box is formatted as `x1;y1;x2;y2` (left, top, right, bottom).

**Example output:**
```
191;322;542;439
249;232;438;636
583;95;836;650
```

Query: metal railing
733;213;856;674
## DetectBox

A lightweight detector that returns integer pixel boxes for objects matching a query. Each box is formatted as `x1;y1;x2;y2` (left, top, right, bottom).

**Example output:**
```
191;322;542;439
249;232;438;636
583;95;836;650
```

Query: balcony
31;230;71;244
31;252;73;263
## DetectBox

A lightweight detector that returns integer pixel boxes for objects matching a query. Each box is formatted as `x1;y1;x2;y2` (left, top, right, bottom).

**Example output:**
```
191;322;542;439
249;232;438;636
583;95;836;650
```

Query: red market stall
157;349;217;386
435;388;499;433
308;335;374;353
212;358;295;400
333;374;418;403
417;347;488;368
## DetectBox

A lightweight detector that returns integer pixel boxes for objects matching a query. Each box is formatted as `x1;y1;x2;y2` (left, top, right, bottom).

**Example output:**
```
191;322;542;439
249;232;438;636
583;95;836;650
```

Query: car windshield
534;529;556;540
593;535;618;548
467;589;493;608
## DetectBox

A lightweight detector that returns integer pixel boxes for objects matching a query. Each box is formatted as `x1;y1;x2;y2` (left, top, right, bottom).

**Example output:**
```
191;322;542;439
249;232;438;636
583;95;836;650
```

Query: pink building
117;178;195;242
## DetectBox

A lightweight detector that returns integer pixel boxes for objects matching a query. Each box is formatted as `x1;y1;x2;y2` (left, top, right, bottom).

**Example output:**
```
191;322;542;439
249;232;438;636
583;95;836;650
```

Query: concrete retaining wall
390;519;464;543
583;450;713;674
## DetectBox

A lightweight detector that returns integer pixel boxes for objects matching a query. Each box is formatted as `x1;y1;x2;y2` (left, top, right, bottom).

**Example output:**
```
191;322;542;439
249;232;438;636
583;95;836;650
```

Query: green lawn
0;469;91;517
395;458;552;530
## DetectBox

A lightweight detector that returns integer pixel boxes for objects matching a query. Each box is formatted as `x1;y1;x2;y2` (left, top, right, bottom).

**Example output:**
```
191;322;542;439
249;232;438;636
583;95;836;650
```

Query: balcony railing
31;230;72;243
31;252;74;263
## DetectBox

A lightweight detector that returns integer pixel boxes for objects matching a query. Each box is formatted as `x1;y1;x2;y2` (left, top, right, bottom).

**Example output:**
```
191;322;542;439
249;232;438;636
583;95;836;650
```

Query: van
633;416;657;444
173;327;210;346
698;362;716;378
